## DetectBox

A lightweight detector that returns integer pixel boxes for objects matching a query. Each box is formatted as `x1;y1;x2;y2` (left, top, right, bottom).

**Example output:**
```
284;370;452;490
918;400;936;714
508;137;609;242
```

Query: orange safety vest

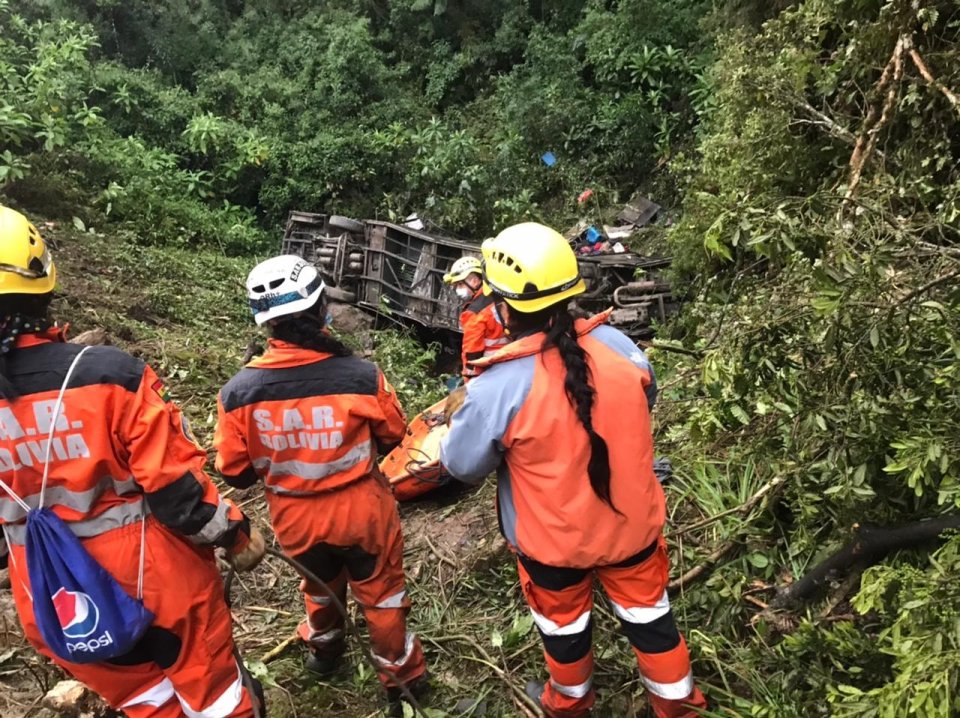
0;328;247;566
214;340;406;497
459;289;509;379
440;312;663;568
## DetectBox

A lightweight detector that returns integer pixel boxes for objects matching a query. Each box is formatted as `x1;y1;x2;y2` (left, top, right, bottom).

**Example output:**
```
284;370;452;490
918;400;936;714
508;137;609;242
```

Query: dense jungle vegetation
1;0;959;716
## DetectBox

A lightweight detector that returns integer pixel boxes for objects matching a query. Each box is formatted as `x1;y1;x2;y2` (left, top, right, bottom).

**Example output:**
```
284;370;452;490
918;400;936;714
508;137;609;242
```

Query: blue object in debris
585;226;602;245
540;151;557;167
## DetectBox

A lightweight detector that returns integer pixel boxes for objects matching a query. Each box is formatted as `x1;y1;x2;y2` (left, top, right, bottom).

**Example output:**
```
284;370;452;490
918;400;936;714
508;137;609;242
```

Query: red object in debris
577;189;594;204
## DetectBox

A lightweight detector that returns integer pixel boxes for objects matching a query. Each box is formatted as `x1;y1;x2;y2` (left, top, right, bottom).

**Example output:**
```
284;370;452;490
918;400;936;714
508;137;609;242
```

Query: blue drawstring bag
0;347;154;664
24;507;154;663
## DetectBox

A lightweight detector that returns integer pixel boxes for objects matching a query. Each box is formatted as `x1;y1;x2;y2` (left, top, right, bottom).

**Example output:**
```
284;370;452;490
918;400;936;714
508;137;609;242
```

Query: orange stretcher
379;398;451;501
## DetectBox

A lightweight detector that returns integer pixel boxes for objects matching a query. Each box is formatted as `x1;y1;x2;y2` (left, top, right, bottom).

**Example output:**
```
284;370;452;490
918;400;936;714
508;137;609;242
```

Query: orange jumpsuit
0;329;257;718
214;340;427;688
440;314;707;718
458;289;508;380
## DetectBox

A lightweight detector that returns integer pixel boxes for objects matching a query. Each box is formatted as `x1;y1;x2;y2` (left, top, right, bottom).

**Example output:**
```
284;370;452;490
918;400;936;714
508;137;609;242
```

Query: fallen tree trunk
770;515;960;609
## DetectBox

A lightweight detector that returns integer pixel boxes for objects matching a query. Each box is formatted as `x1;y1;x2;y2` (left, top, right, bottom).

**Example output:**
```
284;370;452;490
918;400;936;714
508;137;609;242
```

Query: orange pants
518;537;707;718
7;517;256;718
266;475;426;688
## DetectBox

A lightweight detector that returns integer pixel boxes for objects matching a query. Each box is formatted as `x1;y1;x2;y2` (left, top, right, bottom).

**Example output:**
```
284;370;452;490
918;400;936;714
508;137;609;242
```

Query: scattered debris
617;193;661;229
70;328;110;346
42;679;115;717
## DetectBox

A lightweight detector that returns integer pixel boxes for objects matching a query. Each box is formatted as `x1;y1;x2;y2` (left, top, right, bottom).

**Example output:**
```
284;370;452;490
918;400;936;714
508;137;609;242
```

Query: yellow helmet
0;207;56;295
481;222;585;313
443;256;482;284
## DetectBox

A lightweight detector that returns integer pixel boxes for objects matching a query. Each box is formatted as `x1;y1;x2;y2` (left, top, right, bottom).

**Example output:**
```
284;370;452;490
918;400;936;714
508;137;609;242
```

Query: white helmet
443;256;482;284
246;255;326;326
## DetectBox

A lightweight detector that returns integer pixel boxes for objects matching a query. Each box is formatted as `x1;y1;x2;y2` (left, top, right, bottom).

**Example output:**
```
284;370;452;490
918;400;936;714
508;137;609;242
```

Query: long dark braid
543;310;615;511
269;300;353;357
506;298;616;511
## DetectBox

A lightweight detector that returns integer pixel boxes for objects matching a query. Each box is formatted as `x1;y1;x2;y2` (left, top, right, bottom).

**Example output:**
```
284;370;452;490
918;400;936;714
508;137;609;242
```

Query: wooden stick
668;540;737;592
667;475;787;539
423;534;459;570
261;632;300;664
428;635;541;718
905;36;960;114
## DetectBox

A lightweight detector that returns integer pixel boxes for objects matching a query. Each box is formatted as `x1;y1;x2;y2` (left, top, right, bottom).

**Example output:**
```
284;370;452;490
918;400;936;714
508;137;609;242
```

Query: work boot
525;681;546;710
524;681;591;717
386;674;430;717
304;640;346;678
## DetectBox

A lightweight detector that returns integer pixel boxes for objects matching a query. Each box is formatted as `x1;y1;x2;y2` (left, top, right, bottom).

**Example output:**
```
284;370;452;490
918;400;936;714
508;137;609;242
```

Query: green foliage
5;0;959;714
4;0;713;240
368;329;448;415
828;534;960;717
661;0;960;714
0;2;100;181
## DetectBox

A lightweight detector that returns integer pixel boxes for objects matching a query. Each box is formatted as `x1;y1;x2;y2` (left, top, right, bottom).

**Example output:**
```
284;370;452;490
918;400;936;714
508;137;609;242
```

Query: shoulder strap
40;346;92;507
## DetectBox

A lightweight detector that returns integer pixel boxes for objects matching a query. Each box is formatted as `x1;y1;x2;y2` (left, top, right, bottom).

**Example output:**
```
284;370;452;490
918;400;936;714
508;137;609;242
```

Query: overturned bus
280;211;676;343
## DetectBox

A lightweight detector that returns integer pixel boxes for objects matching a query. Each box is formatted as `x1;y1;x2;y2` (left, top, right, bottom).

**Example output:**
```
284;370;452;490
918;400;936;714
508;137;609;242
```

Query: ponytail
543;311;616;512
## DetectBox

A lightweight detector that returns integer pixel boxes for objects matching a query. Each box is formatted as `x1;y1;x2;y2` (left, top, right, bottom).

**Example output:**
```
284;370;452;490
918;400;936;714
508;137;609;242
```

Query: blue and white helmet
246;255;326;326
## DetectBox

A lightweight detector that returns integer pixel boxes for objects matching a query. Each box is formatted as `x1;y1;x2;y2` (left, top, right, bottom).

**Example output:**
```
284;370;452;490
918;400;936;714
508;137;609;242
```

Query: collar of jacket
14;324;69;348
247;338;334;369
472;309;612;368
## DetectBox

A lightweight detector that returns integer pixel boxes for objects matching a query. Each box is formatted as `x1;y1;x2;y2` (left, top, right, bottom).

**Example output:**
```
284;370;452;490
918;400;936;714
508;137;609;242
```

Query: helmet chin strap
492;298;512;335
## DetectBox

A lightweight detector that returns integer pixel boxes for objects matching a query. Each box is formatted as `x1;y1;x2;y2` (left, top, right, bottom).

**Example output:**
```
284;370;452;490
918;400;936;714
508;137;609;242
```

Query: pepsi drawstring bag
0;347;153;663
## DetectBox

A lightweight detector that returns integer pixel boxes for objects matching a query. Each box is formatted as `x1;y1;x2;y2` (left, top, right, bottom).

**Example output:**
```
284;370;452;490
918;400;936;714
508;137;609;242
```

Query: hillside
2;0;959;716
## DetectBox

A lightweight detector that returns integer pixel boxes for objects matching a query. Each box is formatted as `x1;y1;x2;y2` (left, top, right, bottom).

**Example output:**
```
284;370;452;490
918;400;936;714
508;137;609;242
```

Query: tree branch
667;475;787;539
640;340;703;358
666;476;788;592
669;540;737;592
893;268;960;307
793;100;857;146
842;34;906;212
905;35;960;116
769;516;960;610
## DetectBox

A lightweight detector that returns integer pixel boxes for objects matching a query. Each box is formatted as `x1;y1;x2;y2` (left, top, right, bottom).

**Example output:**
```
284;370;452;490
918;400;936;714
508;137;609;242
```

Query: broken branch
793;100;857;146
769;516;960;610
428;635;540;718
905;36;960;115
842;34;906;211
667;475;787;539
261;632;299;664
893;268;960;307
669;540;737;592
640;340;703;358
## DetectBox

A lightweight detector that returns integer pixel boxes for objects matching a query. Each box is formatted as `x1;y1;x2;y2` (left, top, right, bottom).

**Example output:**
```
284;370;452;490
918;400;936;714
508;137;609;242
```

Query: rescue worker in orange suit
439;223;708;718
443;256;508;381
213;255;428;714
0;207;267;718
